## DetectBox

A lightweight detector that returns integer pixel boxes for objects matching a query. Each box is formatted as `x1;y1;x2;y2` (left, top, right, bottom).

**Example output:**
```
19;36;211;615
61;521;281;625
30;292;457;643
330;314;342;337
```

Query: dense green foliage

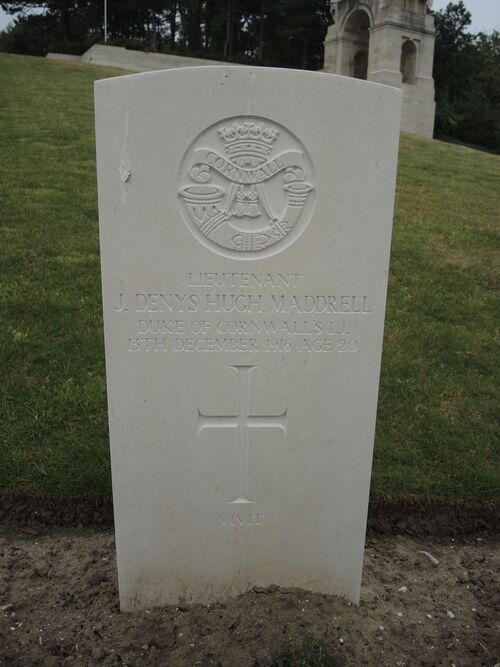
1;1;498;150
0;0;331;69
433;2;500;151
0;54;499;500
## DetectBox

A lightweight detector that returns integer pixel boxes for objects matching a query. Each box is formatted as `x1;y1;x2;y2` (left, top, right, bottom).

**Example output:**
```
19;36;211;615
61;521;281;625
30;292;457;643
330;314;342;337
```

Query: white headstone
95;66;401;612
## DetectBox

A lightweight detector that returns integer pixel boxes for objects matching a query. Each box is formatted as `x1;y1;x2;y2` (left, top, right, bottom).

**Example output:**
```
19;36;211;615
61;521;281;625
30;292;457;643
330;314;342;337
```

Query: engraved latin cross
198;365;287;504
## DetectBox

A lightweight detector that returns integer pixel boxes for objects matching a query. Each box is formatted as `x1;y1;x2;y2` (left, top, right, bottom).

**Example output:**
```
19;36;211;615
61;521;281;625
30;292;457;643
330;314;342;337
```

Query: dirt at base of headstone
0;529;498;667
2;493;500;537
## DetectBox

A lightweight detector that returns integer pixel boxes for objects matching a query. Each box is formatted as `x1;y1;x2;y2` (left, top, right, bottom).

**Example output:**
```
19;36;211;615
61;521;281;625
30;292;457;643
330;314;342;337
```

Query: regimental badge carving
178;116;315;259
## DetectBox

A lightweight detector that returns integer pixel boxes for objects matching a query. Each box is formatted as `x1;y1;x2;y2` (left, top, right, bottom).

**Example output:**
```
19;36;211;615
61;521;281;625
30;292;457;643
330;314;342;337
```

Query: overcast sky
0;1;498;34
432;0;499;33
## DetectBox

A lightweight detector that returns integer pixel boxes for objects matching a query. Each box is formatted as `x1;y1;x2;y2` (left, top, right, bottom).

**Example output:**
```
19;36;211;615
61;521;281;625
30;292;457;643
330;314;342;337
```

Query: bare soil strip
0;529;498;666
1;494;499;536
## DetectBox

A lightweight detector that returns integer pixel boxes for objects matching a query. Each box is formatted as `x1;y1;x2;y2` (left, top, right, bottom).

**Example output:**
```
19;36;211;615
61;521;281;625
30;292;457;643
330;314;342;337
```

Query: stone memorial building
324;0;436;138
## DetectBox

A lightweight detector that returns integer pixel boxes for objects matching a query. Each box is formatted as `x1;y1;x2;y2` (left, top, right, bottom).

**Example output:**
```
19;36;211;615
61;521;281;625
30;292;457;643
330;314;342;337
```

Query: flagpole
104;0;108;43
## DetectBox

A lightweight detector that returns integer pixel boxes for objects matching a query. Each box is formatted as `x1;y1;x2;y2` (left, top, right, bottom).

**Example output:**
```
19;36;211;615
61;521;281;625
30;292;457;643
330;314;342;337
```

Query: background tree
0;0;330;66
0;0;103;53
1;0;497;150
432;1;500;151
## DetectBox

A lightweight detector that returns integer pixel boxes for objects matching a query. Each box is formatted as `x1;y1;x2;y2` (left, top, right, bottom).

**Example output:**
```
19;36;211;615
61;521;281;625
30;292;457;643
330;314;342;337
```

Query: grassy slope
375;134;499;500
0;53;499;500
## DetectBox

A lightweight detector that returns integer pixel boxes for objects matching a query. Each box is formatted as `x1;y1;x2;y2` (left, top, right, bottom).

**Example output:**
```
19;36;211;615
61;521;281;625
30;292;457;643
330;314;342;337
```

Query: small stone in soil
417;551;440;567
33;560;50;576
447;611;455;619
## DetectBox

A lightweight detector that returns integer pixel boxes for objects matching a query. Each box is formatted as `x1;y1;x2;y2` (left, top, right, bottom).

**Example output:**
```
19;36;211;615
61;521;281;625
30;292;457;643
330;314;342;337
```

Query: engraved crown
218;122;279;165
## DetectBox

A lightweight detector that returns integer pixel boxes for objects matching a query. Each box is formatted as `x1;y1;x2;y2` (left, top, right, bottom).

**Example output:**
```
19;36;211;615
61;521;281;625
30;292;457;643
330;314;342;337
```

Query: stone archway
342;9;371;80
323;1;437;138
400;40;417;83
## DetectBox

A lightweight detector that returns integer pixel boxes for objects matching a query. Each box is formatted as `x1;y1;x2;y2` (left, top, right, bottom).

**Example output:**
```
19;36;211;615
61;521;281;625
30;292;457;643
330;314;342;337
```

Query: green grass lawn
0;53;499;501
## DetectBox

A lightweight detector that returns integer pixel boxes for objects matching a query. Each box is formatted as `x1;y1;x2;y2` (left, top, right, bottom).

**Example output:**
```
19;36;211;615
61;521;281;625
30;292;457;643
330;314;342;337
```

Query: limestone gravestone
95;66;401;611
